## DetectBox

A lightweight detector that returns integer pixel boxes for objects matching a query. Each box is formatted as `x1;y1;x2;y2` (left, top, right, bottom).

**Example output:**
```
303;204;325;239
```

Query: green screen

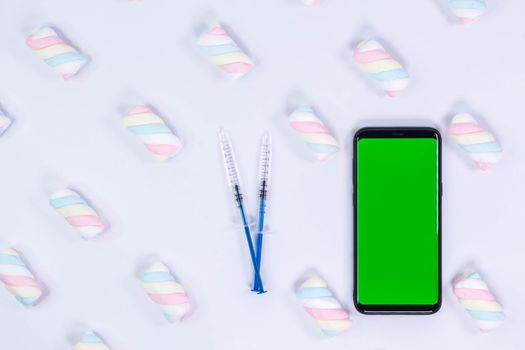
357;137;439;305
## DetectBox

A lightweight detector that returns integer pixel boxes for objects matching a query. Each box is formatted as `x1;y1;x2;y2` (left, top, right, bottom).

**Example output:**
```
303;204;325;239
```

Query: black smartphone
353;127;442;314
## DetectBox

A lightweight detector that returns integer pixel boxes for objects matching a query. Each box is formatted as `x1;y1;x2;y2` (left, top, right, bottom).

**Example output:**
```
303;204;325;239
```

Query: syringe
218;129;265;293
252;131;271;292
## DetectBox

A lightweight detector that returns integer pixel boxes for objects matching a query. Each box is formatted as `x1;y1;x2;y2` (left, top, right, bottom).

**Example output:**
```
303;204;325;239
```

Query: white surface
0;0;523;349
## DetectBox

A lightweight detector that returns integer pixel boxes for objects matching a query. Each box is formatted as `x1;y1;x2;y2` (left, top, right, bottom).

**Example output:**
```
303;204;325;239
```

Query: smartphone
353;127;442;314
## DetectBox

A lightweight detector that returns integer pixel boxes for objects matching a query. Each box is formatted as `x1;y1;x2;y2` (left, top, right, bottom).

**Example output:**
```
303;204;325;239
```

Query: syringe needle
219;129;265;293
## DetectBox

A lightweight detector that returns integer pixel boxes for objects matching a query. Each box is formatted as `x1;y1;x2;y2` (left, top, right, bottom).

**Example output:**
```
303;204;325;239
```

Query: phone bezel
353;127;442;315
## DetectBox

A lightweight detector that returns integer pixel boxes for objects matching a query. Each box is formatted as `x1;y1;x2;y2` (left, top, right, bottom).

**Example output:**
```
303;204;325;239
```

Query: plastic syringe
218;129;265;293
252;131;271;292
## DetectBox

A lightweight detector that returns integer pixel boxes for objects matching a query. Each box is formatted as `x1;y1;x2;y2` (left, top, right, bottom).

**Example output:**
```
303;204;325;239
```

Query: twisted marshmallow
49;189;107;239
296;275;352;336
26;26;87;80
453;270;505;332
448;0;487;24
0;109;12;136
73;331;110;350
0;248;43;306
123;105;183;162
353;39;409;97
446;112;502;170
197;24;254;79
288;106;339;161
140;261;191;322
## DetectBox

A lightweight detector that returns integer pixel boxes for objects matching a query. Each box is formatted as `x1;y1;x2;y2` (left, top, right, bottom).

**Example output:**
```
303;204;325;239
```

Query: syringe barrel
258;132;271;199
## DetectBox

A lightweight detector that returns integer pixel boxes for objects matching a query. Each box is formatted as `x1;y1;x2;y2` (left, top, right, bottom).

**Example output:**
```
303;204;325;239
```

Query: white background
0;0;523;349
